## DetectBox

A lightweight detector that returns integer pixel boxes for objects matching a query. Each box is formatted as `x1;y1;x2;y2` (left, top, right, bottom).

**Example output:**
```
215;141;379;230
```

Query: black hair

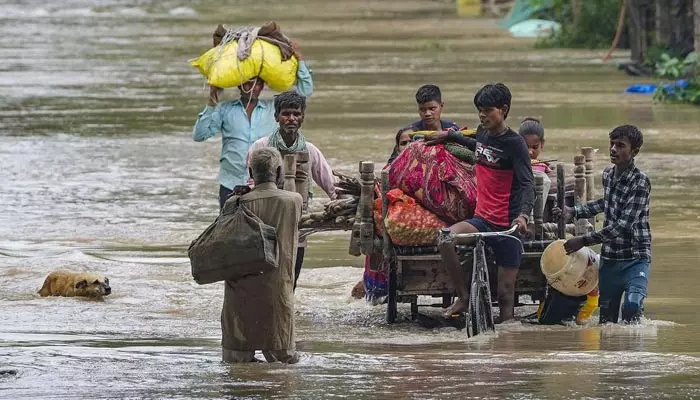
473;83;512;119
415;84;442;105
274;90;306;116
519;117;544;142
395;126;414;146
609;124;644;150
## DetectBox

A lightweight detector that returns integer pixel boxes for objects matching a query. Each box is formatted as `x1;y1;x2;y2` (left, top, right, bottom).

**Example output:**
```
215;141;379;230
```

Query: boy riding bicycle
426;83;534;322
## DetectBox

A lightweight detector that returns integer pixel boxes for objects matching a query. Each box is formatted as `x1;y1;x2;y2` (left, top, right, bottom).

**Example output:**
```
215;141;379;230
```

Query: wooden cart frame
348;148;598;327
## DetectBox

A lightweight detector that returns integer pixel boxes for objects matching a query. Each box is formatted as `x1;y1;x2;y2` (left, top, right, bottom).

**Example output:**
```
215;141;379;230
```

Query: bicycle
438;225;521;337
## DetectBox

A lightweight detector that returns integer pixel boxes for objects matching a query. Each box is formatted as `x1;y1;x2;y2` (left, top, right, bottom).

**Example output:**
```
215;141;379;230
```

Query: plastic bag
190;39;298;91
383;189;447;246
388;141;477;224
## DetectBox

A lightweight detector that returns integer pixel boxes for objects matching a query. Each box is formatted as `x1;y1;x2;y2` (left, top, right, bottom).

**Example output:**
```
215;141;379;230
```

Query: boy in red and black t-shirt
426;83;534;322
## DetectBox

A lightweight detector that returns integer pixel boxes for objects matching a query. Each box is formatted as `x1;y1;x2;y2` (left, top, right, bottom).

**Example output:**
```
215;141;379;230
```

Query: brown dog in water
38;270;111;299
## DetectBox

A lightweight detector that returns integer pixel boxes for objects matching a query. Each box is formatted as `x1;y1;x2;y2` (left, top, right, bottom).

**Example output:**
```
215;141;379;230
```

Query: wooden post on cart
381;170;392;262
573;155;588;236
349;161;375;256
556;163;566;239
283;154;297;193
359;162;376;255
581;147;596;229
533;174;544;240
381;169;397;323
295;152;310;213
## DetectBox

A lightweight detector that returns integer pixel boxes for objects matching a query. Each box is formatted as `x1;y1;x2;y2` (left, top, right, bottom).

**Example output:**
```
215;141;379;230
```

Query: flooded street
2;0;700;398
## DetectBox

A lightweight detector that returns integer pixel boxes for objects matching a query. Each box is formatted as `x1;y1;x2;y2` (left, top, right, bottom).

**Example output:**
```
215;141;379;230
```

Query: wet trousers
222;348;299;364
598;258;650;324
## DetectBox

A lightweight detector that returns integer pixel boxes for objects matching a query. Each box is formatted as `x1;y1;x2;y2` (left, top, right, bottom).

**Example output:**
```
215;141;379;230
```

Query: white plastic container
540;240;600;297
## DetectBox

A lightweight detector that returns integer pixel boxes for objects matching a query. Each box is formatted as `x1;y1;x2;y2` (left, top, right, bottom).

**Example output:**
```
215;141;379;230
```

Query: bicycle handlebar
440;225;520;246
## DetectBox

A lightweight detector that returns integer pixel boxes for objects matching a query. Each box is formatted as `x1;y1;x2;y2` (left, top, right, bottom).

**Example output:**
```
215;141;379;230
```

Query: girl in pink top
519;117;551;174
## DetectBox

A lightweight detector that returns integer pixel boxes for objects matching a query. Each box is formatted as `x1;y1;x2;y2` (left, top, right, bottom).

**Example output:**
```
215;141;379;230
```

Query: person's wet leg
598;260;624;324
621;260;649;323
222;349;255;363
263;349;299;364
439;221;478;318
439;235;468;317
497;266;518;323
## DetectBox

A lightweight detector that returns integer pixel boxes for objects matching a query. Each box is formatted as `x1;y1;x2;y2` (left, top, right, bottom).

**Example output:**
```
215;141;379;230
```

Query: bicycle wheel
469;279;495;335
468;243;495;336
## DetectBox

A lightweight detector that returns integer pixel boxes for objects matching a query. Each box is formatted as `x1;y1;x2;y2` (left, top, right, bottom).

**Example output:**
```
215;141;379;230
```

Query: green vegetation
531;0;620;49
653;52;700;105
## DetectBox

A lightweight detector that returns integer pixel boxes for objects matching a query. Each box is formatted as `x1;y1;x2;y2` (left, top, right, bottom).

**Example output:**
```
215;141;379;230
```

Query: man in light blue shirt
193;49;313;210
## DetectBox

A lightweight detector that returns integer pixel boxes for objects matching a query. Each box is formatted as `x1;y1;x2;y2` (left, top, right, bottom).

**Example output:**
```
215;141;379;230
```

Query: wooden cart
348;148;598;327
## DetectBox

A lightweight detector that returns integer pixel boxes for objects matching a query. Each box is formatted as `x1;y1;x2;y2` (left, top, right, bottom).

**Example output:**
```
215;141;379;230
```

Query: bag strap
221;195;241;216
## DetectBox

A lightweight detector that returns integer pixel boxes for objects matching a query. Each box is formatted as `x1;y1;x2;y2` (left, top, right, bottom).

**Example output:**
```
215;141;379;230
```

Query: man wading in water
192;44;313;211
221;147;302;363
247;90;336;290
556;125;651;324
425;83;533;323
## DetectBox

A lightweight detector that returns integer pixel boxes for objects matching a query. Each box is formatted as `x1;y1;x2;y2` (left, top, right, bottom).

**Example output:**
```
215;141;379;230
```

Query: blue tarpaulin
499;0;554;28
625;80;689;95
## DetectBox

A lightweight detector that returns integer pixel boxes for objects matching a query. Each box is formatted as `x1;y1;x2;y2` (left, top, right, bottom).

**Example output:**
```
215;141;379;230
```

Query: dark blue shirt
407;119;459;131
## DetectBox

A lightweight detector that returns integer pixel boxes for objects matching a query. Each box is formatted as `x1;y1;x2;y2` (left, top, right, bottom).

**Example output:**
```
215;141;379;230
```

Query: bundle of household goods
190;22;299;91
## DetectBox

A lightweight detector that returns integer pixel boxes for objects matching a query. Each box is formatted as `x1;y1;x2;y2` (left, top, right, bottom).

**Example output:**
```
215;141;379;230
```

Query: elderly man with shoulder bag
221;147;302;363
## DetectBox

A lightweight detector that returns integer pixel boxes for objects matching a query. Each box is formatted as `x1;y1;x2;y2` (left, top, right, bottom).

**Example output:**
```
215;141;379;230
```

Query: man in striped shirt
559;125;651;323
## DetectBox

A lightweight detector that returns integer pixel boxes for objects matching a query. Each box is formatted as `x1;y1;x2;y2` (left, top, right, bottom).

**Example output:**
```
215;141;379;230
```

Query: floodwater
2;0;700;398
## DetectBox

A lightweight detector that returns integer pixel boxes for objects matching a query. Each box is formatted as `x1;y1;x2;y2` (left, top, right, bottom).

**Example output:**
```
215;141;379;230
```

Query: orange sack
376;188;447;246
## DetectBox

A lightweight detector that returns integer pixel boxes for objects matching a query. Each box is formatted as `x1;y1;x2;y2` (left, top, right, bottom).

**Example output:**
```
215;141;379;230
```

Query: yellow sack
190;39;298;91
259;43;298;92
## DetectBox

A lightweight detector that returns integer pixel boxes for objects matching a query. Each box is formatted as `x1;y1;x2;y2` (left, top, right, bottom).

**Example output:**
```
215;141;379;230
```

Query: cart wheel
386;264;397;324
469;280;495;336
410;298;418;320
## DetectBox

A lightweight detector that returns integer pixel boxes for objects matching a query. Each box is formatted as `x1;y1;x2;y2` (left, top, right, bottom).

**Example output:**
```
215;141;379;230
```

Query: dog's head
74;274;111;299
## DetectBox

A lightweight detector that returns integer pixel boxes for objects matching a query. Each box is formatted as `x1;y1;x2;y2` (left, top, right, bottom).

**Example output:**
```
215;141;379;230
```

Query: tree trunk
656;0;671;44
627;0;645;62
572;0;581;25
695;0;700;52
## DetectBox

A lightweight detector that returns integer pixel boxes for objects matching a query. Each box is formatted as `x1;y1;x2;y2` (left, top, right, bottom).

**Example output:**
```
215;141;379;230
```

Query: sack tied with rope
188;196;278;284
190;22;299;91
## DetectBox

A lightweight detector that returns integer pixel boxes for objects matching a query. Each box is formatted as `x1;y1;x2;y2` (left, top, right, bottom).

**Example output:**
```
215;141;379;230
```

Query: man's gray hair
249;147;282;184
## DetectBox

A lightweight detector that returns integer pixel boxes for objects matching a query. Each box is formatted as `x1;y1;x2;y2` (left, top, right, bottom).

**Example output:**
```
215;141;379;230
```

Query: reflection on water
1;0;700;398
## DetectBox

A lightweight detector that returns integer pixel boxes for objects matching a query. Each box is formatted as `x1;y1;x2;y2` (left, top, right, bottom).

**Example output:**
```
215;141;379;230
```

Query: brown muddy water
2;0;700;399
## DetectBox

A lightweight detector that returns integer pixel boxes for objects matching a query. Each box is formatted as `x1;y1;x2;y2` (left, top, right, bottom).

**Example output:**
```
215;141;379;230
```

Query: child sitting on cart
425;83;534;322
519;117;551;215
